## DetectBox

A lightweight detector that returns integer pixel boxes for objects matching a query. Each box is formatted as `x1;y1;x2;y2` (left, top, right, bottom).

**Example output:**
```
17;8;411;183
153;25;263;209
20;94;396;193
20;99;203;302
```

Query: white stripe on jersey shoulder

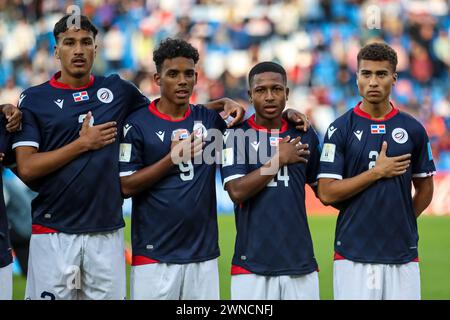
12;141;39;149
119;171;136;177
223;174;245;188
412;171;436;178
317;173;343;180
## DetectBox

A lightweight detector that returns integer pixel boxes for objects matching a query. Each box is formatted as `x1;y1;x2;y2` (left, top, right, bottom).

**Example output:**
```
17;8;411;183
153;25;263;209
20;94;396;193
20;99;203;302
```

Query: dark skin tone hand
0;103;22;132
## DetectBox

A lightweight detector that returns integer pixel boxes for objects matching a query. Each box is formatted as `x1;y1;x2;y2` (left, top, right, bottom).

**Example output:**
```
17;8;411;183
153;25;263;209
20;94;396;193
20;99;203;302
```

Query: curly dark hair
357;43;398;72
153;38;200;72
53;14;98;43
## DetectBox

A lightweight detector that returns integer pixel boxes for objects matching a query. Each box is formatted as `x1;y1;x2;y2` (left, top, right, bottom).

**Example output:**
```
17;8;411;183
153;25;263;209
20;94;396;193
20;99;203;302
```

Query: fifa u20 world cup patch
320;143;336;162
119;143;132;162
222;148;234;167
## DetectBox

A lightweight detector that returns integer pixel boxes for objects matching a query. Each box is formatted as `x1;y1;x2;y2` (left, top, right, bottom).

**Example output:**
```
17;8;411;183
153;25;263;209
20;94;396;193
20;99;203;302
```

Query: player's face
249;72;289;121
357;60;397;104
54;28;96;78
154;57;197;106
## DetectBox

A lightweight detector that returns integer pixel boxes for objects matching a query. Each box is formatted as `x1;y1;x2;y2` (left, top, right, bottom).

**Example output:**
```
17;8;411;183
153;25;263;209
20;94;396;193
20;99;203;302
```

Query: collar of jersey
246;114;288;133
148;98;192;122
49;71;95;90
353;101;399;122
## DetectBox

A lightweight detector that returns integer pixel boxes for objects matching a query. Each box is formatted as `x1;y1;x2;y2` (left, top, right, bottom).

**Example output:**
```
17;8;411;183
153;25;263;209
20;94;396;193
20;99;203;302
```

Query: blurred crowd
0;0;449;170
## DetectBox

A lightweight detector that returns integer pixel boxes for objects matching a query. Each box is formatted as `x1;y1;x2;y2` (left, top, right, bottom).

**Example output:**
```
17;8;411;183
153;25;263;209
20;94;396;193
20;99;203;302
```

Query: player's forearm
120;153;174;198
225;159;279;204
318;169;381;205
16;139;90;183
204;98;230;112
413;177;434;218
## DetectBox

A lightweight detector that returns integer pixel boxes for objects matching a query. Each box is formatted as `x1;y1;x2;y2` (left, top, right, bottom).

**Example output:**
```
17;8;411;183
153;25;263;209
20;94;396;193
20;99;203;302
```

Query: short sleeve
220;128;249;188
411;124;436;178
119;119;145;177
317;123;346;180
12;107;41;150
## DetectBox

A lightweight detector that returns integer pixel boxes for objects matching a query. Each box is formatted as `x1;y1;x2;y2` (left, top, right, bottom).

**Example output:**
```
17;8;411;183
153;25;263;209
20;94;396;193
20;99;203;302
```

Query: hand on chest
347;123;414;163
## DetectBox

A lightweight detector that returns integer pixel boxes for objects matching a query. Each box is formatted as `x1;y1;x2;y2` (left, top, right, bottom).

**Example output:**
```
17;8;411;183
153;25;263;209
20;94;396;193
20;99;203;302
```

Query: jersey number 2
368;151;379;169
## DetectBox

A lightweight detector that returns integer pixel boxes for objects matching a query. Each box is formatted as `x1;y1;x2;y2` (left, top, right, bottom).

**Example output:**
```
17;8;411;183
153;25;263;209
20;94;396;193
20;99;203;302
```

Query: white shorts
231;271;320;300
333;259;420;300
0;263;12;300
25;229;126;300
131;258;219;300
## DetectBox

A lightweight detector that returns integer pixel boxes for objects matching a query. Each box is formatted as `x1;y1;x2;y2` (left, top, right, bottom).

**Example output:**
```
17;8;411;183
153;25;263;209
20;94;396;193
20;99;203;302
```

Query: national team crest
392;128;408;144
370;124;386;134
73;91;89;102
193;122;208;139
97;88;114;103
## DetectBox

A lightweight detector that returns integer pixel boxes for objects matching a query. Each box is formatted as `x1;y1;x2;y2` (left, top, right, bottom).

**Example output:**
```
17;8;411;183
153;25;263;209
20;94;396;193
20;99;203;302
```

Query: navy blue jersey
0;118;13;267
12;72;149;234
221;115;321;276
119;99;227;264
318;102;436;264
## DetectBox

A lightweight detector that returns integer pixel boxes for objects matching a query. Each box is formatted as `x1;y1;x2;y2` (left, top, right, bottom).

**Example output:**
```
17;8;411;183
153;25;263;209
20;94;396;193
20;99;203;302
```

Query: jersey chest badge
97;88;114;103
172;129;189;140
370;124;386;134
392;128;408;144
73;91;89;102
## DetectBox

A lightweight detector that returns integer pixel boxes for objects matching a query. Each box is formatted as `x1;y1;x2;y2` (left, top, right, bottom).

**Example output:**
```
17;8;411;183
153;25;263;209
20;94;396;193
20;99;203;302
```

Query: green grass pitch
12;215;450;300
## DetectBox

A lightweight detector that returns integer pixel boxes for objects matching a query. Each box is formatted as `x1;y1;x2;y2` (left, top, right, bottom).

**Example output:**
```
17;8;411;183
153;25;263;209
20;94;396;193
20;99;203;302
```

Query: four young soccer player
0;14;436;300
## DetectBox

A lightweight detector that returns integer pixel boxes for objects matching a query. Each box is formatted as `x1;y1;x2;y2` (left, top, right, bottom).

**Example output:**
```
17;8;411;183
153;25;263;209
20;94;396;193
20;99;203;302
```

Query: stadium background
0;0;448;299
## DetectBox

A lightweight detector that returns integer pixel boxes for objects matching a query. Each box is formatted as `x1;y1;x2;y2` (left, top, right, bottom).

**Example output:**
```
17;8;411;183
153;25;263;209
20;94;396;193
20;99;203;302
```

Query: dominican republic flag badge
270;137;283;146
73;91;89;102
370;124;386;134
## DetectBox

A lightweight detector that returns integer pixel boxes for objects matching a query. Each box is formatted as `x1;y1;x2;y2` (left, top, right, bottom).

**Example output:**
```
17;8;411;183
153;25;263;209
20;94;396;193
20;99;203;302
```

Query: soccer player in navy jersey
119;39;225;299
317;43;435;300
221;62;320;300
119;40;309;300
11;15;246;300
0;105;22;300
